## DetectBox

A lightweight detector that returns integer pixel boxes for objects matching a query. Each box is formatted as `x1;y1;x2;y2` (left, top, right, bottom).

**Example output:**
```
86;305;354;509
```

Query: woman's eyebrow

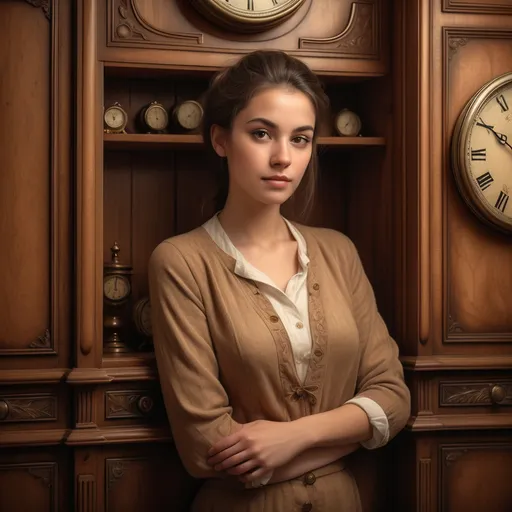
246;117;314;133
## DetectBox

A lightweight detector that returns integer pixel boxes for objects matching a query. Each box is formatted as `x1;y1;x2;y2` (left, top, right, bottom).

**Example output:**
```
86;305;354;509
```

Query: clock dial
191;0;306;32
452;73;512;234
103;275;131;302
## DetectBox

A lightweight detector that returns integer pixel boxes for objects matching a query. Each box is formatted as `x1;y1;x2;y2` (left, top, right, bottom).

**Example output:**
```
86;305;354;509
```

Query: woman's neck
218;196;292;248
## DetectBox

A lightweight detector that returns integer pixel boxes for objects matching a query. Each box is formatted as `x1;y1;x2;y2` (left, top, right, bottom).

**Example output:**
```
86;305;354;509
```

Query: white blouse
202;214;389;483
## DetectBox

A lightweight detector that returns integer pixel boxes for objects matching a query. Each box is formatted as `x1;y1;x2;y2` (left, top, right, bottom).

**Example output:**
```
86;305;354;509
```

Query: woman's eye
292;136;311;145
252;129;270;140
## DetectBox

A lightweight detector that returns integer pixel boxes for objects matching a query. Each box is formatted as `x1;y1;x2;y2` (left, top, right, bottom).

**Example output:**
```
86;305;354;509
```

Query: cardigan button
269;315;279;323
302;503;313;512
304;472;316;486
312;283;320;291
314;349;323;357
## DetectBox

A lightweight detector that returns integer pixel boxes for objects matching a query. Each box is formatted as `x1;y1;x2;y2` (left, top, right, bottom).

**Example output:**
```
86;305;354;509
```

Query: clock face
144;104;168;131
191;0;306;32
452;73;512;234
103;274;131;302
104;105;127;131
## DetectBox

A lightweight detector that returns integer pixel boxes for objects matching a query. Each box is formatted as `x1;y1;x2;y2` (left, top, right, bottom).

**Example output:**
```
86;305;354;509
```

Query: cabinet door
75;444;200;512
440;438;512;512
0;447;71;512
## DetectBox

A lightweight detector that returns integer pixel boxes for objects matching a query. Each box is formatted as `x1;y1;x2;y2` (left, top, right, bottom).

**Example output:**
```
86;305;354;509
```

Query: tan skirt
191;460;362;512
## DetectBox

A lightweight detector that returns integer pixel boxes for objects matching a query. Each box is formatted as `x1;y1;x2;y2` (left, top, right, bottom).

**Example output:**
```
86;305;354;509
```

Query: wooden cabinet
2;0;512;510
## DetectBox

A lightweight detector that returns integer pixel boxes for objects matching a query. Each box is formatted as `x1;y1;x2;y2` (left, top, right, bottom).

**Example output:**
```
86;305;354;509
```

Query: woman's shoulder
148;226;213;272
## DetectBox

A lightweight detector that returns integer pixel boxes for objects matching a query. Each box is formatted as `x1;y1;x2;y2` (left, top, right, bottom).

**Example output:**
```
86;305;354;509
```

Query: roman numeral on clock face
497;94;509;112
247;0;254;9
476;171;494;191
471;148;486;161
272;0;279;5
495;190;510;212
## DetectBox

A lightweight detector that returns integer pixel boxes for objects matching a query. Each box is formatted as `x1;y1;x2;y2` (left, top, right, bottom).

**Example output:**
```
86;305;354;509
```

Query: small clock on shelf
139;101;169;134
335;108;362;137
103;241;133;354
173;100;204;132
104;102;128;134
451;72;512;234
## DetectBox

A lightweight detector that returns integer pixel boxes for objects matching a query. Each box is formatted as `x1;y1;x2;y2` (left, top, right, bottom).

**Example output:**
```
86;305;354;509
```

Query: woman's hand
207;420;306;481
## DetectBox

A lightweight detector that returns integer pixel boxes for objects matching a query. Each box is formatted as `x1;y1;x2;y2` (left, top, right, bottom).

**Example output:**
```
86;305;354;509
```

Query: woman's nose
270;140;291;168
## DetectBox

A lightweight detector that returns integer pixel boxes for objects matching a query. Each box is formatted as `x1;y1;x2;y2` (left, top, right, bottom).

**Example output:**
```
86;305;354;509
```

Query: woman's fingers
208;442;244;467
213;449;252;471
238;467;270;483
226;458;260;476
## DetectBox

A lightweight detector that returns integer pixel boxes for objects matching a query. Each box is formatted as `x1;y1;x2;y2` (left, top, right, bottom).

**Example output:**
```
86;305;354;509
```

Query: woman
148;50;410;511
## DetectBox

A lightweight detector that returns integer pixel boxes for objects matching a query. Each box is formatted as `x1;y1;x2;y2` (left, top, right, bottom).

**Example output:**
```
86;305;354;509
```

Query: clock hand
477;118;512;151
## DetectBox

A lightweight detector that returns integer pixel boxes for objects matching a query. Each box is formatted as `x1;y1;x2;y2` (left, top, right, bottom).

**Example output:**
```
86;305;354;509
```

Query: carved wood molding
65;425;171;446
418;459;432;512
106;459;129;491
0;393;57;423
0;462;57;508
440;381;512;406
417;377;434;415
402;354;512;371
76;389;96;427
29;328;52;349
443;28;512;346
24;0;51;20
1;328;55;356
105;390;157;419
0;428;68;446
299;1;378;58
442;0;512;14
0;368;67;385
77;475;96;512
110;0;203;47
408;413;512;431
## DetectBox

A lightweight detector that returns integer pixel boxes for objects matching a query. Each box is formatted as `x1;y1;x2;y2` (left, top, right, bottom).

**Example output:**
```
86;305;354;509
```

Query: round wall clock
190;0;306;32
451;72;512;234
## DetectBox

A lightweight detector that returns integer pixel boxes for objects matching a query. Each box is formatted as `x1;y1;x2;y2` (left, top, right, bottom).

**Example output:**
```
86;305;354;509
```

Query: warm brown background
0;0;511;511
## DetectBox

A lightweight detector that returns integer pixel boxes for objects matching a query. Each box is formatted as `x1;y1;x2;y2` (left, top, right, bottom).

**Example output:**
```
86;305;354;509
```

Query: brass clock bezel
451;72;512;235
103;273;131;304
104;102;128;134
190;0;306;32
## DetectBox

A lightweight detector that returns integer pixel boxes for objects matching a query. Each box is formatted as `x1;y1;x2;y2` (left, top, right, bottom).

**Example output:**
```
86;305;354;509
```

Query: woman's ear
210;125;228;157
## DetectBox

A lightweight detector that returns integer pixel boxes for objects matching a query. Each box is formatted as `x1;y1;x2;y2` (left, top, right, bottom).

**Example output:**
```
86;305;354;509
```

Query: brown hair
201;50;330;219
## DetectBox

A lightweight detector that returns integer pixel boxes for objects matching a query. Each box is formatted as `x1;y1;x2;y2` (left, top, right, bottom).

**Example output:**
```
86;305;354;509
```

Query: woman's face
211;87;316;208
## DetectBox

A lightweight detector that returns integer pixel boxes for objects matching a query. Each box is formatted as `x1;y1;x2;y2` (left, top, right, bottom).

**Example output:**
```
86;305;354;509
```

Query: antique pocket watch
104;102;128;134
139;101;169;133
451;72;512;234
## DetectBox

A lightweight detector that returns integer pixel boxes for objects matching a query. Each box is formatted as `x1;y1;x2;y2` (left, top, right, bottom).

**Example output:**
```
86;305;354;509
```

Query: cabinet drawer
99;383;166;427
439;377;512;408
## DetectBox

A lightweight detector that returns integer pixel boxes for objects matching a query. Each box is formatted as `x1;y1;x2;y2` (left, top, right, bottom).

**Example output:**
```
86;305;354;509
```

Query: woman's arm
267;443;359;484
149;241;243;480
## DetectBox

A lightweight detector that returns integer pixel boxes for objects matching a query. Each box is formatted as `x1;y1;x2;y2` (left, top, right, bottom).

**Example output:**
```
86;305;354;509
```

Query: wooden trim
76;0;102;364
402;355;512;370
0;369;69;385
65;426;171;445
408;413;512;431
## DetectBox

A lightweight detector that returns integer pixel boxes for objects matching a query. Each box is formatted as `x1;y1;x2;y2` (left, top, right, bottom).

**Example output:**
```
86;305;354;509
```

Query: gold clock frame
189;0;306;32
451;72;512;235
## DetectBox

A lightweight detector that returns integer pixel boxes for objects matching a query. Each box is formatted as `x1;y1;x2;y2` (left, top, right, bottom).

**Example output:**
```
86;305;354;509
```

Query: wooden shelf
104;133;385;151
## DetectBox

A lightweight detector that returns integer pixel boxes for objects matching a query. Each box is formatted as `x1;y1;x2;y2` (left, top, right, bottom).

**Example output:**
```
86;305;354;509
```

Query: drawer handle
0;400;9;420
490;385;506;405
137;396;154;415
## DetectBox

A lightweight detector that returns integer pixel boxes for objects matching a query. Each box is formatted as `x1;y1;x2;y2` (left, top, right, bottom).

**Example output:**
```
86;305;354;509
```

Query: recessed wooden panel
102;445;199;512
442;0;512;14
440;442;512;512
0;0;72;362
102;0;385;76
444;30;512;347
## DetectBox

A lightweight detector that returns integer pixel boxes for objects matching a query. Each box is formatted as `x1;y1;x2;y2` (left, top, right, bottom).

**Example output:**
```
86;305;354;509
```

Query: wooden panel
101;0;387;76
0;447;70;512
440;442;512;512
74;445;199;512
0;0;72;363
443;30;512;350
442;0;512;14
